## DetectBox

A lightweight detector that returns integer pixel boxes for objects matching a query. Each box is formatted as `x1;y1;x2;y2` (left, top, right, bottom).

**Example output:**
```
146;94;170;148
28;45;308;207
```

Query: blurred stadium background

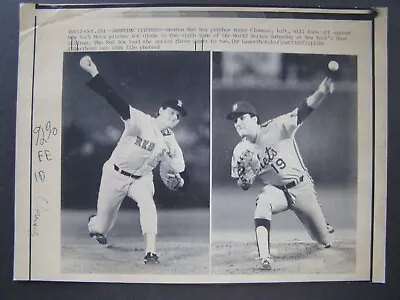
61;52;210;210
212;52;357;232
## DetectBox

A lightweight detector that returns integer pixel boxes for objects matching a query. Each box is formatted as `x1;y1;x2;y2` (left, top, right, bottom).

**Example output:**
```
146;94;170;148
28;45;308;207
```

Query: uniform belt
275;175;304;191
113;164;141;179
274;176;304;208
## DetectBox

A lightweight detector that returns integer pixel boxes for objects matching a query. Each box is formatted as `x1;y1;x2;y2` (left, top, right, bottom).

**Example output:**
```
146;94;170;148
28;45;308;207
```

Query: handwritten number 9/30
33;121;58;146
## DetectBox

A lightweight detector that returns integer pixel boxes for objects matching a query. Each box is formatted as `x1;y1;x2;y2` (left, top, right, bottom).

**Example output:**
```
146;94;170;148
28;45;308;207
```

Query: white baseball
328;60;339;71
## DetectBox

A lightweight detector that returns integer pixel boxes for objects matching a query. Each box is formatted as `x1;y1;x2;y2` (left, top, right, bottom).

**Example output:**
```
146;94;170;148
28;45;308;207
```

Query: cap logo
233;103;238;111
177;100;182;107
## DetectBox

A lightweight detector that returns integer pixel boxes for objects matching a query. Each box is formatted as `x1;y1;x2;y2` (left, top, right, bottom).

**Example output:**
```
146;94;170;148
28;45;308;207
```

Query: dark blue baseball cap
226;101;257;120
162;99;187;117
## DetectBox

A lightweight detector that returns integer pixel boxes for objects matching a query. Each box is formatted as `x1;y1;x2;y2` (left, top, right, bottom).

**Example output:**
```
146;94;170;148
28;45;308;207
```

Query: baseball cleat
260;256;273;271
323;224;335;248
326;223;335;234
90;232;108;245
144;252;160;264
88;214;108;245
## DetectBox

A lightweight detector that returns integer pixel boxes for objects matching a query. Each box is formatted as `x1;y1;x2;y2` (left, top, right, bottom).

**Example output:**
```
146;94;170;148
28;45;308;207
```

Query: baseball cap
226;101;257;120
162;99;187;117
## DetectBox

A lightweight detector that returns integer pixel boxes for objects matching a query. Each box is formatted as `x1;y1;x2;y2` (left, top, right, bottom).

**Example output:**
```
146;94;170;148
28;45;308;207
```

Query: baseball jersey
231;108;308;186
109;105;185;176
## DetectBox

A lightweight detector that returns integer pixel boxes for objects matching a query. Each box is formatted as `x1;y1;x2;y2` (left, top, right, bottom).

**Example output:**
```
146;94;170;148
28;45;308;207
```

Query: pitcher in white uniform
79;56;186;264
227;77;335;270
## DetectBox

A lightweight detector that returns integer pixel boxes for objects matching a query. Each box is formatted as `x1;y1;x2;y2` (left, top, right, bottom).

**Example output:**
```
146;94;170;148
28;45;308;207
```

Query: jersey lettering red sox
231;109;308;186
109;106;184;176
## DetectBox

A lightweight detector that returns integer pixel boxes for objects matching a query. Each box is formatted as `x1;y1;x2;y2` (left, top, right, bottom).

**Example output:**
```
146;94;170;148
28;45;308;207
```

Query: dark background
61;52;210;209
1;1;399;300
212;53;357;186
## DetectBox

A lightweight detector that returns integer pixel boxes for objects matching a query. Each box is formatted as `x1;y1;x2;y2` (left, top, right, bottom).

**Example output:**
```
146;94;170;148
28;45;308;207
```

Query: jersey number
271;158;286;173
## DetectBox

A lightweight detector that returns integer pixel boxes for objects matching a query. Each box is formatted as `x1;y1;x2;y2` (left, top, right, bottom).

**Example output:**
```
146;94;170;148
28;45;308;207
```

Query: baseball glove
237;149;260;188
159;161;184;191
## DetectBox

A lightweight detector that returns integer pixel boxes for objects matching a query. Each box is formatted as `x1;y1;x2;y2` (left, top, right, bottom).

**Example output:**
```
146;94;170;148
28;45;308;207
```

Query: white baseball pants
255;175;332;246
88;160;157;236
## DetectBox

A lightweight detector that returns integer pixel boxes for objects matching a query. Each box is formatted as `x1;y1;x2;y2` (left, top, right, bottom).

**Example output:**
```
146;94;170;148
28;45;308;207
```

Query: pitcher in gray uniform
227;77;335;270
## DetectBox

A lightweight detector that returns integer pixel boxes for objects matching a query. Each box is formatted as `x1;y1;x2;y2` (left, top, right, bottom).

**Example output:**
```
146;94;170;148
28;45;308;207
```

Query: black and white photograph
211;52;358;275
12;4;386;283
60;52;210;274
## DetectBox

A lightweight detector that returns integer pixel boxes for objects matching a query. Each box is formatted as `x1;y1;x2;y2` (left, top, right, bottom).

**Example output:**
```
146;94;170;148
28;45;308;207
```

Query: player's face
234;114;258;138
159;107;181;128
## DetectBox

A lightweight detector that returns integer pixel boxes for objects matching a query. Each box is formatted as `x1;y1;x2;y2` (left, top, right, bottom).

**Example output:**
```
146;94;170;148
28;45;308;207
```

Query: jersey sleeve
274;109;301;139
87;74;130;120
123;105;149;133
164;131;185;173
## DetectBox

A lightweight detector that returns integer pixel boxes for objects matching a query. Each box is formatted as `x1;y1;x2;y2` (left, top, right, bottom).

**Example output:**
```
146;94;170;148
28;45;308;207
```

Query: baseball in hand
328;60;339;72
